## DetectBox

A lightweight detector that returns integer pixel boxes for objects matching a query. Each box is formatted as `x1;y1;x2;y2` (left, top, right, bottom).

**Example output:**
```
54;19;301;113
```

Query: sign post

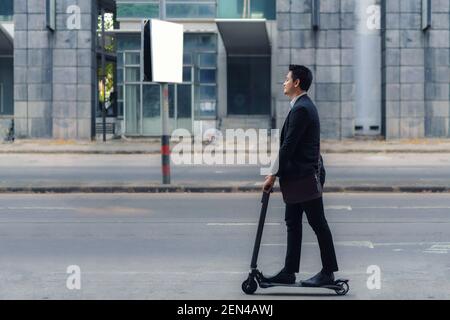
159;0;170;184
141;2;184;184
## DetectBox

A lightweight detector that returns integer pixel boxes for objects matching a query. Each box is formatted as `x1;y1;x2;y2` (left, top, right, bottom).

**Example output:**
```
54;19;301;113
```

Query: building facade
0;0;449;140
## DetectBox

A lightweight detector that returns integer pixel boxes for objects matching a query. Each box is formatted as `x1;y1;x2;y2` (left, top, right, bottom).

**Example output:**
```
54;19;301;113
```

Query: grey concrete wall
382;0;449;139
276;0;356;139
13;0;97;139
278;0;450;140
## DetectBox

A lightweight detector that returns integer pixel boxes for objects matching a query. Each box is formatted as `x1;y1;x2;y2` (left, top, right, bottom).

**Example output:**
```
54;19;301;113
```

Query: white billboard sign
142;19;184;84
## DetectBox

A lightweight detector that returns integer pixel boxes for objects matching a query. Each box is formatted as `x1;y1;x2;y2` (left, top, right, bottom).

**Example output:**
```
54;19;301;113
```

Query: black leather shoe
262;268;295;284
301;270;335;287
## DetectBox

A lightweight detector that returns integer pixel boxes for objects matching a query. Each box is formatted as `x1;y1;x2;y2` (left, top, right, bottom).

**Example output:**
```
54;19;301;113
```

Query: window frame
0;83;3;115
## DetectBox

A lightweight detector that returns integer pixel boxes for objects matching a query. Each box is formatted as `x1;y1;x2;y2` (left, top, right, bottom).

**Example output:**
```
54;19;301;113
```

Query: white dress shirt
290;92;307;108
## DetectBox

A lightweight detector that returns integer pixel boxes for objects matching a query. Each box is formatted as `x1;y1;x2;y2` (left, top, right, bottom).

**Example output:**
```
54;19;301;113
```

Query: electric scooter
241;190;350;296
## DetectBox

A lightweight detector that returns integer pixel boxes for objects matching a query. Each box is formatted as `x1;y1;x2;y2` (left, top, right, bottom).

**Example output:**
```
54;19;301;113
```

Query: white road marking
356;206;450;209
270;205;450;210
272;206;352;211
375;242;450;247
423;251;447;254
262;241;375;249
328;206;353;211
262;242;450;250
0;207;77;211
423;244;450;254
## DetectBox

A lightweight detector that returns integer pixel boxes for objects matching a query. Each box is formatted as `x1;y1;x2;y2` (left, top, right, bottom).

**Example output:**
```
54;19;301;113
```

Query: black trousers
283;197;339;273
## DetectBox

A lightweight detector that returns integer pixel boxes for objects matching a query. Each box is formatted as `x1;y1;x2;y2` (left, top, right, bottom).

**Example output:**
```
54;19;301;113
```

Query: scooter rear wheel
242;278;258;295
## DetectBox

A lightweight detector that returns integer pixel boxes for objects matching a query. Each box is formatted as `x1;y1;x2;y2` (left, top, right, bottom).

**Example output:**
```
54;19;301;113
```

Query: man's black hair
289;65;313;91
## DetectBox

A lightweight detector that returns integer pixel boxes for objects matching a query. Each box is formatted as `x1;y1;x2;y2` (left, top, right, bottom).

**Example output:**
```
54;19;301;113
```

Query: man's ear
294;79;300;88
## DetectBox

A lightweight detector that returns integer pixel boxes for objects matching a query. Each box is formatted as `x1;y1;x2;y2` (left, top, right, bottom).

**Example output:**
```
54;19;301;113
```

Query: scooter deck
259;279;349;290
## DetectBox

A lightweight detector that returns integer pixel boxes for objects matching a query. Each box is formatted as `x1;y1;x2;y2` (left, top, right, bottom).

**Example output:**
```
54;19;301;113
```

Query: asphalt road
0;192;449;299
1;153;450;187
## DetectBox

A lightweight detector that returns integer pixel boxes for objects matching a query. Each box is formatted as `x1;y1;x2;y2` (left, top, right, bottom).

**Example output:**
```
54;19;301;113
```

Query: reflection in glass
117;3;159;19
125;67;140;82
250;0;275;19
125;52;140;65
200;85;216;100
167;3;216;18
0;0;13;20
117;52;124;67
183;67;192;82
125;84;141;134
199;69;216;83
199;53;217;67
217;0;275;19
177;85;192;118
143;84;162;135
117;35;141;51
227;56;271;115
117;68;123;83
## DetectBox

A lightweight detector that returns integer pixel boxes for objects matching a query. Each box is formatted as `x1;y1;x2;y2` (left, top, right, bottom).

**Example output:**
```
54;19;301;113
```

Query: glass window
185;34;217;51
0;83;3;114
0;0;13;20
218;0;246;19
183;67;192;82
117;35;141;51
227;56;271;115
198;35;217;50
167;3;216;19
183;34;218;119
218;0;275;20
250;0;275;19
117;3;159;19
143;84;162;135
125;52;140;65
199;69;216;83
199;85;216;100
183;53;193;65
0;58;13;115
177;84;192;118
125;84;141;135
199;53;217;67
125;67;140;82
143;84;161;118
120;32;218;131
118;101;124;117
117;52;124;67
117;68;124;84
184;35;196;51
199;101;216;115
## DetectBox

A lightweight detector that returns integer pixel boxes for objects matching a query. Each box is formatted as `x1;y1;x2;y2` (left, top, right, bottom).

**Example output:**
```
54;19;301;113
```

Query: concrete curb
2;149;450;154
3;145;450;154
1;185;449;194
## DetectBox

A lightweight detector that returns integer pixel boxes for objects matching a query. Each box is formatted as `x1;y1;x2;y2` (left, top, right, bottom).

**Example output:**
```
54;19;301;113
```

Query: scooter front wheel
242;277;258;294
334;281;350;296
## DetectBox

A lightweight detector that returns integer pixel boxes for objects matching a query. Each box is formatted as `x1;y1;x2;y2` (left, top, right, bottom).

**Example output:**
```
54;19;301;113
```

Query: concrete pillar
354;0;382;136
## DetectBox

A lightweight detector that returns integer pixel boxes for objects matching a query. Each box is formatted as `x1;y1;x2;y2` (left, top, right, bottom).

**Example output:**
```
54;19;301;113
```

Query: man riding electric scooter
262;65;339;287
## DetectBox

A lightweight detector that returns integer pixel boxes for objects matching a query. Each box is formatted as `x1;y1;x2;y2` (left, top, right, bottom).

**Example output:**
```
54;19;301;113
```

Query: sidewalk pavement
1;139;450;194
3;138;450;154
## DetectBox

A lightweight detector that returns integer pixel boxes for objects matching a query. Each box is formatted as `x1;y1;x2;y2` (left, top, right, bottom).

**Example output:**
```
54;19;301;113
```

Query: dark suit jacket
275;94;325;184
